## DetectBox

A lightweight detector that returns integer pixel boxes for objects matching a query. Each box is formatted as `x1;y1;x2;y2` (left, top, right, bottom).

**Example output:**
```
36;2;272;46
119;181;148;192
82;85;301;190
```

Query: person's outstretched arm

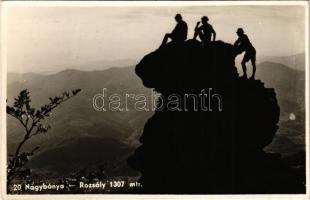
193;25;202;40
234;38;240;46
194;21;200;31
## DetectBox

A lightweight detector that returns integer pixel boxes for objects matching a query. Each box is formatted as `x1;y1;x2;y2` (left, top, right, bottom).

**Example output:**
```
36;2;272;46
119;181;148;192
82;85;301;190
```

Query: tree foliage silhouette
6;89;81;186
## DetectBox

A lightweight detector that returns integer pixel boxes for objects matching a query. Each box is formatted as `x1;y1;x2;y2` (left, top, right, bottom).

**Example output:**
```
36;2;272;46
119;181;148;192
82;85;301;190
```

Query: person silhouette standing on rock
234;28;257;80
161;14;188;47
193;16;216;46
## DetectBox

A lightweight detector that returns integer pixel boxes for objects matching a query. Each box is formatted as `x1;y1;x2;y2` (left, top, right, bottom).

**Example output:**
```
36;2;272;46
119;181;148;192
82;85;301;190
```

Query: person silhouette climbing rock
234;28;256;80
161;14;188;47
193;16;216;46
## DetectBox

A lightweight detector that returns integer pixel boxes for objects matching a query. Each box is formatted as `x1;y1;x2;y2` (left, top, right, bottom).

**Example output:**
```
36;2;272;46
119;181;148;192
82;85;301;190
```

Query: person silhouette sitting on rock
161;14;188;47
234;28;257;80
193;16;216;46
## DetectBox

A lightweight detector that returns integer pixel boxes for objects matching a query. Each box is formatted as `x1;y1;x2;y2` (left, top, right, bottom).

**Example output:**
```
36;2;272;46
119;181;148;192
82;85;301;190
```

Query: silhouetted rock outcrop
128;40;305;194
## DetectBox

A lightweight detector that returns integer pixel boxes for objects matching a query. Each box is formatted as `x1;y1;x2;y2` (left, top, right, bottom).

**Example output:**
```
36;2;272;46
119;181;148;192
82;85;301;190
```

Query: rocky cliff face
128;40;304;194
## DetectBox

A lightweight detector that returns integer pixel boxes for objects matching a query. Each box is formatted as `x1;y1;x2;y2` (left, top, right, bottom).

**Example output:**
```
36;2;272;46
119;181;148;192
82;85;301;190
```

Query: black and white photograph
1;1;309;198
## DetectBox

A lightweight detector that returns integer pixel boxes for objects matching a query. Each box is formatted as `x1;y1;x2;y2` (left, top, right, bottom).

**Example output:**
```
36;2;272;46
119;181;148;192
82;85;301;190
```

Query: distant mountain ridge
7;66;153;154
259;53;305;71
8;59;138;75
256;61;305;111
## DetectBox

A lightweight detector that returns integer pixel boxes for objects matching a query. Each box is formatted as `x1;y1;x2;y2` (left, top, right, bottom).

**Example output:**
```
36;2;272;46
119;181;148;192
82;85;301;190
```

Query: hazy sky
4;5;306;73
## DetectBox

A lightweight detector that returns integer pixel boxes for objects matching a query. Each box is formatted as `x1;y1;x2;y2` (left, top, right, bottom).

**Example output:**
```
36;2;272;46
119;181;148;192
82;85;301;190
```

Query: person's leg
205;37;212;46
250;58;256;80
198;32;208;46
161;33;171;46
241;59;247;78
249;50;256;80
193;31;199;40
241;52;251;79
233;46;244;58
